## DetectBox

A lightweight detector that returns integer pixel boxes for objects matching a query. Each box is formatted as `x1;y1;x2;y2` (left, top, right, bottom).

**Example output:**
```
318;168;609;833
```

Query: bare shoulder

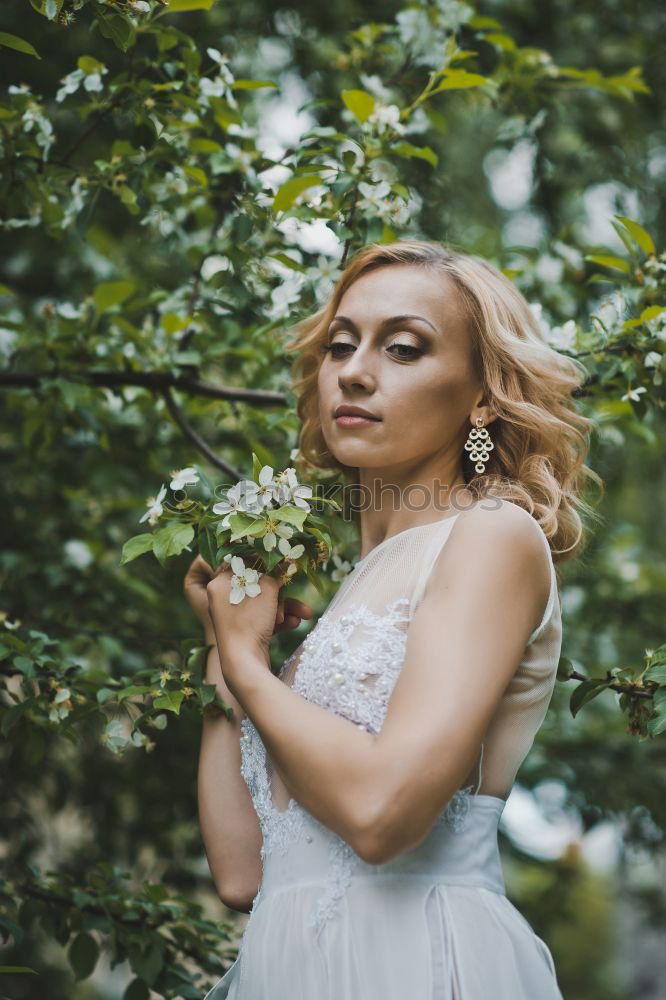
453;497;549;558
432;497;551;589
424;497;552;632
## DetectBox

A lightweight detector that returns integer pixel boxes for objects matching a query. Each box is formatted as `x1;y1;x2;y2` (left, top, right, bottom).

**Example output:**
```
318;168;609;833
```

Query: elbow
353;822;411;866
351;803;412;867
351;791;433;866
215;880;259;914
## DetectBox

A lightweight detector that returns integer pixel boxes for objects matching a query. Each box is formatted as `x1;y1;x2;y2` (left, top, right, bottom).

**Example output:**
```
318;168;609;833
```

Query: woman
187;241;600;998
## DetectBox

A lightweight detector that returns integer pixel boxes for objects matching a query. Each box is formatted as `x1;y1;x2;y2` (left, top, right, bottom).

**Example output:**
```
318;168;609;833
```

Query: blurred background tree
0;1;664;998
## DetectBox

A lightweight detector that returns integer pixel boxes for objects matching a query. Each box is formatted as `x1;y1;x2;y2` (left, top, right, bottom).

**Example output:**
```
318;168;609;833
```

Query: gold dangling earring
464;416;493;474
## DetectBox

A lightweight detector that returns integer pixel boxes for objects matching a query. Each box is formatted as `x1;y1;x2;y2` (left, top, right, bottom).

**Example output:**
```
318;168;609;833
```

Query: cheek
386;368;451;413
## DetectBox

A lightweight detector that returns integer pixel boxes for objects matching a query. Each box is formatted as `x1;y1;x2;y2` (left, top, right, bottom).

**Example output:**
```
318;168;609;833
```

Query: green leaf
69;932;99;981
198;524;217;569
433;70;488;92
585;255;631;275
0;966;38;974
341;88;376;123
152;690;185;714
0;32;41;59
120;534;154;566
647;708;666;737
615;215;656;256
644;663;666;684
556;655;575;680
198;683;217;707
1;699;35;736
272;505;308;530
227;511;266;537
166;0;216;11
123;978;150;1000
232;80;278;90
152;523;195;563
130;939;164;986
189;138;224;153
639;305;665;323
117;685;153;702
77;55;105;74
93;280;137;312
390;141;438;167
95;11;136;53
569;678;608;718
272;174;325;215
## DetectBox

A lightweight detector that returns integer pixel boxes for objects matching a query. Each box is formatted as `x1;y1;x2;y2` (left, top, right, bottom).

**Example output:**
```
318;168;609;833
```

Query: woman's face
317;263;482;476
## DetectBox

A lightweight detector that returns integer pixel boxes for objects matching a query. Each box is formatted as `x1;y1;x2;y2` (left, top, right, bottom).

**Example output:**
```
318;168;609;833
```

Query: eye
320;341;354;359
387;342;423;359
320;341;423;360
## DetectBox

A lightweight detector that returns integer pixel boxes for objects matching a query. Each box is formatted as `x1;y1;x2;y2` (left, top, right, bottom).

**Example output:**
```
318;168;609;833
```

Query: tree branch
0;369;288;406
160;386;242;479
567;668;656;699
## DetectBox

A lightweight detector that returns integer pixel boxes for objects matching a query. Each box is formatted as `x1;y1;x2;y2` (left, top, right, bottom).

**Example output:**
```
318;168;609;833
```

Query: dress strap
408;516;460;617
474;743;484;795
527;523;558;645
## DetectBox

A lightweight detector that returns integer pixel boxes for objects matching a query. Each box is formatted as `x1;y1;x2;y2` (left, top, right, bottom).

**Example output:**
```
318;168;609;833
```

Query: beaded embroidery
238;595;478;933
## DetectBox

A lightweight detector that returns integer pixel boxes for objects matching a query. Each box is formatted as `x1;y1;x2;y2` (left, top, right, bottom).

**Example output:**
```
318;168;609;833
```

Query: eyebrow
328;314;439;335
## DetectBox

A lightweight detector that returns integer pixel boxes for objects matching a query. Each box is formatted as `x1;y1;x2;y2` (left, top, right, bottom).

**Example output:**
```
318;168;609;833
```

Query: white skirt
203;796;564;999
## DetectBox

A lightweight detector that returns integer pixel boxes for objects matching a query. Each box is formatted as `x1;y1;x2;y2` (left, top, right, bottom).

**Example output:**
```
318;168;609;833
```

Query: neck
353;455;473;559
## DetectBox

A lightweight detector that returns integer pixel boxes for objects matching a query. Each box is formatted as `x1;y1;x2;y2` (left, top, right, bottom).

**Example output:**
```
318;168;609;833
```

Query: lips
334;405;381;420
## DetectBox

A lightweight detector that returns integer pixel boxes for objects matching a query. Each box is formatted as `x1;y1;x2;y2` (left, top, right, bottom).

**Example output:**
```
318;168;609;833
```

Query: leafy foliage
1;0;665;996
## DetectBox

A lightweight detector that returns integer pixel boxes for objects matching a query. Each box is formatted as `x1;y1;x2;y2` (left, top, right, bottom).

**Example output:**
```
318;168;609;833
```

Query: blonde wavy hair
284;240;604;564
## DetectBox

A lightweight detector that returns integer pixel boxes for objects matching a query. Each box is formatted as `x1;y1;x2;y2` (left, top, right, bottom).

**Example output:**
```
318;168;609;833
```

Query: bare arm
221;503;552;866
187;555;312;911
197;624;263;912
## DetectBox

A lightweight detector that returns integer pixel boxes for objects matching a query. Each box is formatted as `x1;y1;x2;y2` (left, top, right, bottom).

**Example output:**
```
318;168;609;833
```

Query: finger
283;598;314;618
284;614;301;629
196;554;214;574
276;599;284;625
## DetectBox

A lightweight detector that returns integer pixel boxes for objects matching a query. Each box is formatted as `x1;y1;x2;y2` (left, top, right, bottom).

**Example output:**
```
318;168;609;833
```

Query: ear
469;395;497;427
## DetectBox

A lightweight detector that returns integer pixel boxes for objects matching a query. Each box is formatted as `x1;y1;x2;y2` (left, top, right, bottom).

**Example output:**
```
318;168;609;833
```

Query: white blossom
21;102;55;160
367;103;406;136
274;467;313;511
56;70;85;103
139;484;167;525
262;520;294;552
620;385;647;402
331;553;353;581
545;319;577;351
229;556;262;603
169;467;199;491
63;539;94;569
644;351;662;368
277;538;305;560
306;255;341;284
266;272;305;320
254;465;279;507
213;479;263;527
368;157;399;184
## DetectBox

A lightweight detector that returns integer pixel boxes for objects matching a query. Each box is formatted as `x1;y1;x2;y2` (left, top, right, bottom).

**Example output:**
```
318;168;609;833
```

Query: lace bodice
238;501;563;936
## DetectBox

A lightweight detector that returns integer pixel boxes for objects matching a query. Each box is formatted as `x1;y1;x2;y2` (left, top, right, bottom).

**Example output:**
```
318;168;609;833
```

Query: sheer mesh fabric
267;501;561;811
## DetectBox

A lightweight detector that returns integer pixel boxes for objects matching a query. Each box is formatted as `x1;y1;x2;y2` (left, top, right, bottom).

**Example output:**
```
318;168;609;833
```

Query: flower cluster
126;455;343;604
212;462;314;602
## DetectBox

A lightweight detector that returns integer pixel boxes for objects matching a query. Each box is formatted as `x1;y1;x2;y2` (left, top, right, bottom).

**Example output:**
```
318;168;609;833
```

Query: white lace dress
203;502;565;999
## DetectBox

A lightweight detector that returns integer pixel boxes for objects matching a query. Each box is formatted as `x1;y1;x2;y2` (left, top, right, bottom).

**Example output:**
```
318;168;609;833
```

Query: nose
336;344;376;393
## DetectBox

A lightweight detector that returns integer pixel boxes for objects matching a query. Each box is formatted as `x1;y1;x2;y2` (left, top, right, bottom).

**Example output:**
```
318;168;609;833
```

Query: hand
183;554;215;629
205;557;313;662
